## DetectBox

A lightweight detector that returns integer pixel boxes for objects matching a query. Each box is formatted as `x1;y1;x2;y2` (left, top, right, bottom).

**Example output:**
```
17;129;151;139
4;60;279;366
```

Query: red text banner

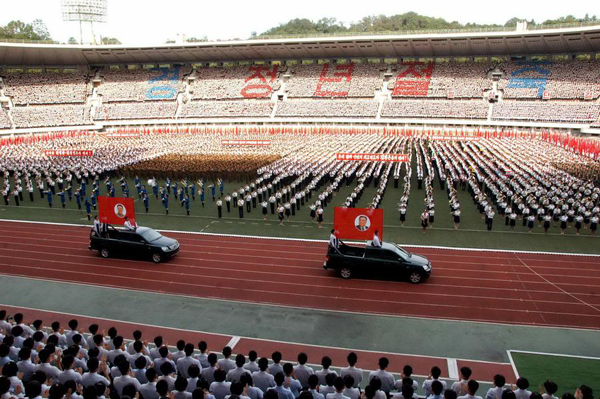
334;207;384;241
241;66;279;98
43;150;94;157
336;153;409;162
222;140;271;146
314;63;355;97
98;196;136;226
392;61;434;97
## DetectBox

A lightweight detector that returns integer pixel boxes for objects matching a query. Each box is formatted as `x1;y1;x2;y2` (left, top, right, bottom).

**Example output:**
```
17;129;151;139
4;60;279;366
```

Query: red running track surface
0;221;599;330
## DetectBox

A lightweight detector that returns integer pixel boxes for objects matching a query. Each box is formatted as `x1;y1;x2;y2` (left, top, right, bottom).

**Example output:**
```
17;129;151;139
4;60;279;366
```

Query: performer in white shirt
123;217;136;231
372;230;381;247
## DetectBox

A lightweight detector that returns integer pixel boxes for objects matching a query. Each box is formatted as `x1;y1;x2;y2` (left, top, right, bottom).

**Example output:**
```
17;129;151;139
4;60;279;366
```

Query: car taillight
325;256;329;262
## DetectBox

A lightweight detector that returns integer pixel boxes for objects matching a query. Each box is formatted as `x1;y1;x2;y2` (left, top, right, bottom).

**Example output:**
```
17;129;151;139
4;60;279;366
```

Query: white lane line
226;336;241;350
447;358;459;379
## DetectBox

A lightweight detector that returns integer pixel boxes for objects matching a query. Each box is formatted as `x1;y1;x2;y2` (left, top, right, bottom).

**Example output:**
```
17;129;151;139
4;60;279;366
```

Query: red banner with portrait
98;196;136;226
333;207;383;241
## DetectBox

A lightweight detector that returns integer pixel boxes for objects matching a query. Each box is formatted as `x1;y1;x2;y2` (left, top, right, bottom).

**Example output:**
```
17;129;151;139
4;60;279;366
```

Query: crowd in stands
0;311;595;399
97;68;190;102
491;102;600;123
0;109;11;129
276;100;378;118
381;100;489;119
94;103;177;121
1;72;89;105
190;66;283;100
11;106;89;128
180;101;274;118
285;64;384;98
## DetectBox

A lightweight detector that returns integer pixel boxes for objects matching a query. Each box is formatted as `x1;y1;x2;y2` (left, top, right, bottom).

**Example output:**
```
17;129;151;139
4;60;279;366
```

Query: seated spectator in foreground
458;380;482;399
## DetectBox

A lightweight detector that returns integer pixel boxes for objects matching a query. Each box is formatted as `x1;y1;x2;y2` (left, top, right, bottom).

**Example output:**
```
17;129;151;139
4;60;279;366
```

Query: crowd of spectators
491;101;600;123
0;108;11;129
381;100;489;119
11;106;90;128
97;68;190;102
1;72;89;105
180;101;274;118
190;66;283;100
276;100;379;118
0;311;595;399
285;64;384;98
94;102;177;121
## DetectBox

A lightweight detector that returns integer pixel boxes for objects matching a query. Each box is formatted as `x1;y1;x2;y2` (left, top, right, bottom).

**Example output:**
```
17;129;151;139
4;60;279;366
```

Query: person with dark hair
282;363;302;397
502;391;517;399
154;346;176;377
342;375;359;399
66;319;83;347
48;382;65;399
227;354;250;383
244;351;259;373
127;330;146;356
0;311;11;335
17;347;35;382
451;367;472;395
122;383;139;399
315;356;337;386
299;392;314;399
201;353;219;385
423;367;447;398
34;349;60;382
485;375;506;399
187;364;202;394
576;385;593;399
320;373;337;398
82;385;98;399
340;353;362;388
156;379;170;399
193;388;207;399
82;357;110;388
444;389;458;399
427;381;445;399
363;385;377;399
294;353;314;390
107;336;127;364
57;355;83;384
270;373;294;399
326;377;350;399
542;381;559;399
308;374;324;399
159;361;176;391
0;346;10;368
240;373;263;399
49;321;67;348
229;381;248;399
134;356;149;384
457;380;482;399
128;341;150;369
218;347;236;374
85;325;100;350
562;394;575;399
195;341;209;369
11;326;25;349
174;376;192;399
149;336;164;361
2;362;24;393
268;352;283;377
264;389;279;399
25;379;42;399
252;358;275;393
140;368;159;399
178;343;201;379
210;369;231;399
396;365;418;393
113;360;142;395
13;313;34;338
514;378;531;399
368;358;395;394
399;386;415;399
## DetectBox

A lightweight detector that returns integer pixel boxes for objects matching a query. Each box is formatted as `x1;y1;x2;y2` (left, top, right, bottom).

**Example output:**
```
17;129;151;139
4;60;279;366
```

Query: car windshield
139;229;162;242
394;244;411;259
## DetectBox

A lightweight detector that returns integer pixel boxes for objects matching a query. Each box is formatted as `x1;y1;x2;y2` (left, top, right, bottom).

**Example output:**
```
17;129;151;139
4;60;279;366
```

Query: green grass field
510;351;600;396
2;163;599;254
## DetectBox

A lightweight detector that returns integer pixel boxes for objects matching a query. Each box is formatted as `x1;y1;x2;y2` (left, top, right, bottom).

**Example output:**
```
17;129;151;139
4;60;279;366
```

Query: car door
365;248;391;274
120;232;146;258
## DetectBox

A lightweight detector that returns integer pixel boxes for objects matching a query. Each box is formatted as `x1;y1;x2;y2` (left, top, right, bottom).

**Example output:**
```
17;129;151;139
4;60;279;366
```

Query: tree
0;19;53;41
31;19;51;40
101;37;121;45
186;36;208;42
68;37;78;44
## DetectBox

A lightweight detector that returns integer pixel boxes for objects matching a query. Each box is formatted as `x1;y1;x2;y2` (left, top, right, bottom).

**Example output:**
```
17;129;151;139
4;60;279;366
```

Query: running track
0;221;599;330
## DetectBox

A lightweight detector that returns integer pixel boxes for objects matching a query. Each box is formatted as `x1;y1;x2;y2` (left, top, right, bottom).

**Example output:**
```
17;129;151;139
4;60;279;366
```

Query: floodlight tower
61;0;107;44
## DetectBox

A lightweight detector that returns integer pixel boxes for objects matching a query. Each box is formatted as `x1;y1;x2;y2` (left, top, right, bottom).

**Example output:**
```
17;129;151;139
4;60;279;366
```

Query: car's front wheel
100;248;110;258
339;267;353;279
151;253;163;263
409;271;423;284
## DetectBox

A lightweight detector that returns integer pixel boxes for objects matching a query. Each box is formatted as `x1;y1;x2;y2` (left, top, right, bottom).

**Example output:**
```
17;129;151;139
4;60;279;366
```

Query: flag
334;207;384;241
98;196;136;226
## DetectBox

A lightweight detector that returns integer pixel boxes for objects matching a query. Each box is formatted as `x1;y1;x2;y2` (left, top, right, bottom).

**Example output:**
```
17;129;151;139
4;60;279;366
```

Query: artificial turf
510;351;600;396
1;160;598;254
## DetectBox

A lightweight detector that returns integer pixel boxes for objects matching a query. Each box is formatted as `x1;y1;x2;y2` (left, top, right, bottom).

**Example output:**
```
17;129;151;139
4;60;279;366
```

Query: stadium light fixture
61;0;107;45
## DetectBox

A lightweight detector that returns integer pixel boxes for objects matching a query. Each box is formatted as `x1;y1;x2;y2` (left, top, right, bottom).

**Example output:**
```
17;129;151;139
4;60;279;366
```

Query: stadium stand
1;71;89;105
381;100;489;119
491;101;600;123
190;66;283;100
0;108;11;129
276;100;379;118
180;100;274;118
97;67;190;102
94;102;177;121
11;105;89;128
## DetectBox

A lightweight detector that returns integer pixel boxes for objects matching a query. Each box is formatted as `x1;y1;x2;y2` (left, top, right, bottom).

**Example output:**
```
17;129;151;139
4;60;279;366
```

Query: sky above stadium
2;0;599;45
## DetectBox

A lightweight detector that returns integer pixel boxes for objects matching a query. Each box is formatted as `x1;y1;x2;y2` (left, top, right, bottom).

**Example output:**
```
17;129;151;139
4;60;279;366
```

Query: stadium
0;6;599;399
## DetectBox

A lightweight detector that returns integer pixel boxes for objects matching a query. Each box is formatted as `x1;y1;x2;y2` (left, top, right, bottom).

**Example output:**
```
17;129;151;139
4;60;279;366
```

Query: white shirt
372;235;381;247
124;220;136;230
340;366;362;388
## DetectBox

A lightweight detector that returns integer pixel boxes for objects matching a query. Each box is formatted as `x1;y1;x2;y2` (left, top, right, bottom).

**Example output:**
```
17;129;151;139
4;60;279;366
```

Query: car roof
366;241;396;251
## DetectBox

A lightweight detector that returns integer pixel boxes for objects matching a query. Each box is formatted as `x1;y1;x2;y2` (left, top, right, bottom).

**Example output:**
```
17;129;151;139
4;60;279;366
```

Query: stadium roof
1;24;600;66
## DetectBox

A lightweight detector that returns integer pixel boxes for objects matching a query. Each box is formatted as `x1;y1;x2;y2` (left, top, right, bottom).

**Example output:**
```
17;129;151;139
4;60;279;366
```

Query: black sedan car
324;240;432;283
89;225;180;263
